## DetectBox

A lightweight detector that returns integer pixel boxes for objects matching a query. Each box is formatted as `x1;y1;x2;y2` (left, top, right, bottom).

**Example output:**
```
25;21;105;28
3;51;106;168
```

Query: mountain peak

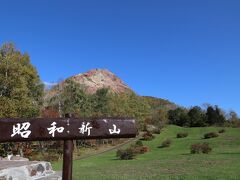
69;69;133;94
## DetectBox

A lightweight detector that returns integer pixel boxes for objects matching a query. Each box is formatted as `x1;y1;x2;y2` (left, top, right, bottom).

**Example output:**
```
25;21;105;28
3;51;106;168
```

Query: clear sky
0;0;239;114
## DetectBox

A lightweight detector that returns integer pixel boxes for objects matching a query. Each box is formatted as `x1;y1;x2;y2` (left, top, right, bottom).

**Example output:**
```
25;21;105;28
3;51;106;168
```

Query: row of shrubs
159;129;226;153
176;129;225;139
159;138;212;154
117;128;226;160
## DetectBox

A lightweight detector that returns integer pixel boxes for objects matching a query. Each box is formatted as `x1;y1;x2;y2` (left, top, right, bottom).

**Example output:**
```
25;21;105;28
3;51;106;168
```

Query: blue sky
0;0;239;114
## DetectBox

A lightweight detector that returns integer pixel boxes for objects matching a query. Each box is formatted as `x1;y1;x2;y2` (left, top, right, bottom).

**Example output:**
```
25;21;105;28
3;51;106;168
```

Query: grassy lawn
52;125;240;180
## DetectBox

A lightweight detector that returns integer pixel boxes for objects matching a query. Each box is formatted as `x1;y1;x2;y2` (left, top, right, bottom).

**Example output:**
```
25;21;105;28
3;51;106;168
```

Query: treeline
168;106;240;127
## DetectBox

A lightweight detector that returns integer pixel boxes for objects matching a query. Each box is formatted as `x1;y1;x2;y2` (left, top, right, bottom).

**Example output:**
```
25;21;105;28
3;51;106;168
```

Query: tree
49;79;89;117
206;105;226;126
188;106;206;127
215;106;226;125
157;108;169;123
150;108;169;130
107;93;151;129
229;111;239;122
92;88;110;117
206;106;217;125
0;43;44;157
0;43;44;118
168;108;189;126
228;111;240;127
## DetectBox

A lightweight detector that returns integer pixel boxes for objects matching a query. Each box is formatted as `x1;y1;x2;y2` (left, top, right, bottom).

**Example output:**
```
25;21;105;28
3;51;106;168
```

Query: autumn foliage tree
0;42;44;157
0;43;44;118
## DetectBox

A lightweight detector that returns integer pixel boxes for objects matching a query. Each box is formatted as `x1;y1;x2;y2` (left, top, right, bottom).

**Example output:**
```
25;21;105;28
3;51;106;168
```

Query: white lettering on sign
47;122;64;137
79;122;92;136
109;124;121;135
11;122;31;138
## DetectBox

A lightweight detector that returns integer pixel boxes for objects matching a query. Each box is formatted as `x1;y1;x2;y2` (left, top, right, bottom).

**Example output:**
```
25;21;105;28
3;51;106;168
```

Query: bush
131;146;143;154
152;128;161;134
141;132;155;141
116;141;149;160
116;149;136;160
43;153;60;162
176;132;188;138
135;140;143;147
201;143;212;154
204;132;219;139
218;129;226;133
129;141;149;154
141;146;149;153
0;143;14;157
191;143;212;154
159;139;172;148
190;143;202;154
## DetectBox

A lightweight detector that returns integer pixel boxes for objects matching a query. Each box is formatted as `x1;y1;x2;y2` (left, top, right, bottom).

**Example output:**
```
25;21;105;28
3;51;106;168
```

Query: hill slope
142;96;177;111
53;125;240;179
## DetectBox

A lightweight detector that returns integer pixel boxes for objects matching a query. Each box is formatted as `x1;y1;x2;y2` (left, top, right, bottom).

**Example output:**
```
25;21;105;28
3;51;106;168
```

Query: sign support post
63;139;74;180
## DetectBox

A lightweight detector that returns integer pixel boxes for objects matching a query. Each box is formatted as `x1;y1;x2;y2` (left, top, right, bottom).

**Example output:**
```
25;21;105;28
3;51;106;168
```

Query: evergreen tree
206;105;226;125
188;106;206;127
206;106;217;125
168;108;189;126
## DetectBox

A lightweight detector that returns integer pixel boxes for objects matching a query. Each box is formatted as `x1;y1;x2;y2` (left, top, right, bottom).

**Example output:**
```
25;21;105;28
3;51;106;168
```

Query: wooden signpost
0;117;137;180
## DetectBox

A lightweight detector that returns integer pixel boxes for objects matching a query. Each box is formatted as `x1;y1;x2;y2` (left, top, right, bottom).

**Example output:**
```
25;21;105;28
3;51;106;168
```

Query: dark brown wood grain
63;140;74;180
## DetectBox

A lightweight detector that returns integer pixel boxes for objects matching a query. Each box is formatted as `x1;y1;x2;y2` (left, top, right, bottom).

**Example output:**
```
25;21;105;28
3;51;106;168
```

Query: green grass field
52;125;240;180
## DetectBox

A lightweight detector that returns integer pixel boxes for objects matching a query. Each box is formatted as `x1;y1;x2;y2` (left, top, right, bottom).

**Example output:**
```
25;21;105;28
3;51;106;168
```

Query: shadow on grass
181;153;192;156
218;152;240;155
158;146;171;148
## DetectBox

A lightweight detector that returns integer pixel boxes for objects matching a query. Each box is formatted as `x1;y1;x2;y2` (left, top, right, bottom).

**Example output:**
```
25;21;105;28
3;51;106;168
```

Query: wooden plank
0;118;137;142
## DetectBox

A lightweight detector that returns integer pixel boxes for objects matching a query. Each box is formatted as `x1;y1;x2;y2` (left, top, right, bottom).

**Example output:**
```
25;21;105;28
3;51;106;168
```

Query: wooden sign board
0;118;137;143
0;117;137;180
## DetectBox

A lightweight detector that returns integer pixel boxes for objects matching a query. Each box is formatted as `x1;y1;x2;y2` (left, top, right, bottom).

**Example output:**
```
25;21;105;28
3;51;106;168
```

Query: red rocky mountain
46;69;133;95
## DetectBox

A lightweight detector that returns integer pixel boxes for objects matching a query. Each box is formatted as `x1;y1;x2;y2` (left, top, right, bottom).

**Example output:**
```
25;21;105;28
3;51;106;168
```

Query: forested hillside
45;79;170;129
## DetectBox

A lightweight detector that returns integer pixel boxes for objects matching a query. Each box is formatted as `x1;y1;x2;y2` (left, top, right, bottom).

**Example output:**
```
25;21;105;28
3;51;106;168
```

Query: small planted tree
116;140;149;160
218;129;226;134
176;132;188;138
116;148;136;160
191;143;212;154
159;139;172;148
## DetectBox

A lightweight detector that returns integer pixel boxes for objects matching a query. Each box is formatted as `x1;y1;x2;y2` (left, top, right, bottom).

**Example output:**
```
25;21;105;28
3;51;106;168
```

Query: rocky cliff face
69;69;133;94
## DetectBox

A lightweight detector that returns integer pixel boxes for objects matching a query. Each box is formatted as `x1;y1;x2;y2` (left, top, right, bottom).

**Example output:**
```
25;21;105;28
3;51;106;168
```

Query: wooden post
62;114;74;180
62;140;74;180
